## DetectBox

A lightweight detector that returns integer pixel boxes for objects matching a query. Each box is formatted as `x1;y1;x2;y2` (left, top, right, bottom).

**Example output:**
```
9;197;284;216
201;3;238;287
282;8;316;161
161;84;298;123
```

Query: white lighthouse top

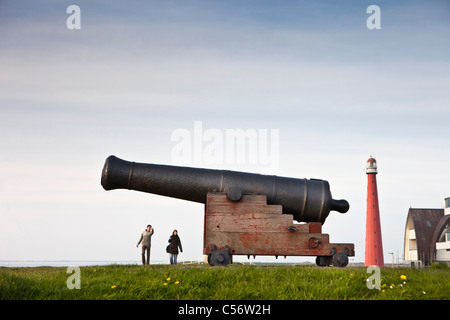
366;156;378;174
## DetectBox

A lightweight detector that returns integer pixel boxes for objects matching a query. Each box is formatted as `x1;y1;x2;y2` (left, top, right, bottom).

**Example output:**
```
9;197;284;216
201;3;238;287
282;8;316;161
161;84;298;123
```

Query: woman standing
167;230;183;265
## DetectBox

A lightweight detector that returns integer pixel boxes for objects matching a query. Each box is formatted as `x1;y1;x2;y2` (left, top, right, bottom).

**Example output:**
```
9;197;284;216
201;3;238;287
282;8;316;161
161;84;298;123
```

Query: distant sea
0;259;370;268
0;260;172;267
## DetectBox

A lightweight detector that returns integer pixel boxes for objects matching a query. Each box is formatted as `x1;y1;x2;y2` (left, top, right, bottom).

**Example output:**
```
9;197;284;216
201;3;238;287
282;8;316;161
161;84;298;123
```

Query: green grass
0;264;448;300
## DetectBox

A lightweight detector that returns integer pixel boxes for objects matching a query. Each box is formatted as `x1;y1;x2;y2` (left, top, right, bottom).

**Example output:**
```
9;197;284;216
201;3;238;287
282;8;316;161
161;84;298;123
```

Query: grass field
0;263;448;300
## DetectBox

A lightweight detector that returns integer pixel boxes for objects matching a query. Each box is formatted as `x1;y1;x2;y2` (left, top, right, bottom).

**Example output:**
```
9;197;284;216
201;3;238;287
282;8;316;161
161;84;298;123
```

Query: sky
0;0;449;265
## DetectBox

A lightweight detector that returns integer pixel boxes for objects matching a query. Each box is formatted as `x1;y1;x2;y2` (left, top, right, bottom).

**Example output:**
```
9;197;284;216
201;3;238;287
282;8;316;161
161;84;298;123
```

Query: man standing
136;225;154;265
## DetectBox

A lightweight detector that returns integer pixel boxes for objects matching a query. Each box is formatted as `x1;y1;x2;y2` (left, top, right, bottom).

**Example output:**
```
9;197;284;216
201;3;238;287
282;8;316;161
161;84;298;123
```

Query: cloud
1;0;449;263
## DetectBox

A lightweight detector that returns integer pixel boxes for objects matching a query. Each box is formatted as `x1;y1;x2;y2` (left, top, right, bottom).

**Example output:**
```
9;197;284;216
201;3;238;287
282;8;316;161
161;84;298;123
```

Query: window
445;198;450;208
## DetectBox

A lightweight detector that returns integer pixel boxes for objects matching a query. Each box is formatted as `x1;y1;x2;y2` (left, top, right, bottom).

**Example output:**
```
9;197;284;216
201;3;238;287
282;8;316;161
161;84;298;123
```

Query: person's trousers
142;245;151;265
170;254;178;265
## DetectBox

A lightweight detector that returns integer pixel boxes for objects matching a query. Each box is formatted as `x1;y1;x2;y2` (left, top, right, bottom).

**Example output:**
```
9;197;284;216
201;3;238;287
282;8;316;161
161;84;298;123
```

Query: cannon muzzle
101;155;349;223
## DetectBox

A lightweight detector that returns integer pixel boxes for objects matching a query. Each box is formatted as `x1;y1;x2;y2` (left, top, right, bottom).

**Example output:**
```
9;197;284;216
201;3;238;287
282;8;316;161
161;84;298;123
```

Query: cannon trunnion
101;155;355;267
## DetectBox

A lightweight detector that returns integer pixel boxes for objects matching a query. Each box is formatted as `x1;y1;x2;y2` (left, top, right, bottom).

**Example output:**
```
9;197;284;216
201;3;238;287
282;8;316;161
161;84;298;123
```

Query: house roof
405;208;444;262
430;215;450;260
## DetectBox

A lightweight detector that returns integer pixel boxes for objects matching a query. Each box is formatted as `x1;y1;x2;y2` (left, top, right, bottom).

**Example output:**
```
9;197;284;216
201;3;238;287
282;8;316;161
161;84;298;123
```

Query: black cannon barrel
101;155;349;223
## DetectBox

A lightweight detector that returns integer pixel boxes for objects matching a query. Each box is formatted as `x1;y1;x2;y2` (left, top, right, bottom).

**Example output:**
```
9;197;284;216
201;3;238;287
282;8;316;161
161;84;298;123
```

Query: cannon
101;155;355;267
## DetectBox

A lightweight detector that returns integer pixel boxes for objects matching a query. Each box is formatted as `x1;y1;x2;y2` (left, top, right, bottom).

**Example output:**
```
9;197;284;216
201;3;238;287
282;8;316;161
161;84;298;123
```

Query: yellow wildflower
166;277;171;281
111;285;117;289
400;275;407;281
163;283;168;286
175;281;180;284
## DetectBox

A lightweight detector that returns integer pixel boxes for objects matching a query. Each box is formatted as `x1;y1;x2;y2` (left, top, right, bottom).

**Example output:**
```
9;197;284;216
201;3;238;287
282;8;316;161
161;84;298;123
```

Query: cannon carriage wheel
316;252;349;268
207;245;233;267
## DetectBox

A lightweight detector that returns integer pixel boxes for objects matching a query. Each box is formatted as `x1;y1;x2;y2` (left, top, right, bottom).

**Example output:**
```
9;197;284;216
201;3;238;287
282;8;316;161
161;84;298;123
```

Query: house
404;197;450;266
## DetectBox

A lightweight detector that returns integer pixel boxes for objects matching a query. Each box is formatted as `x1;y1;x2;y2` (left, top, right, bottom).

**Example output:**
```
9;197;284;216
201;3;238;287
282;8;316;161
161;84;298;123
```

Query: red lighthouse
365;156;384;267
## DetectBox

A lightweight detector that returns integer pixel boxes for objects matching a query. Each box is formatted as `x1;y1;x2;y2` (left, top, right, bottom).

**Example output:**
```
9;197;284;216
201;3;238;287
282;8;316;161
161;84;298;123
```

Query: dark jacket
167;234;183;254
